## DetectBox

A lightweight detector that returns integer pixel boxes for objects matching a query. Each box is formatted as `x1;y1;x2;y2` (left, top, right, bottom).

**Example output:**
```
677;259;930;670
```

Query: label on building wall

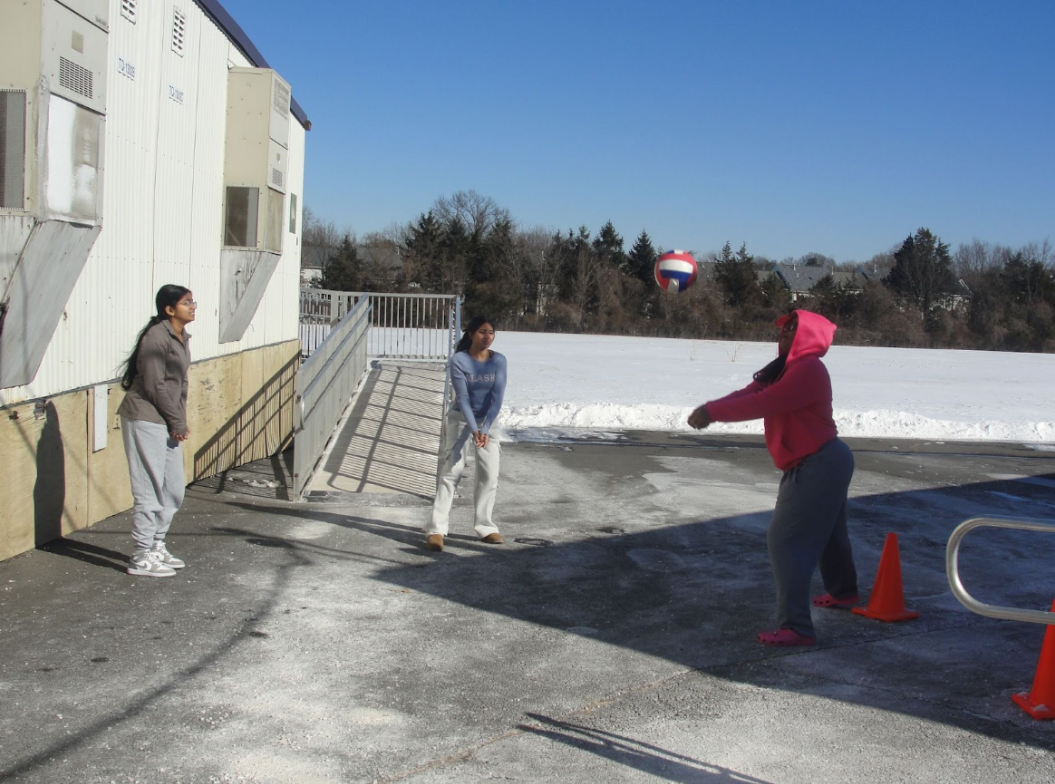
168;85;184;104
117;57;135;80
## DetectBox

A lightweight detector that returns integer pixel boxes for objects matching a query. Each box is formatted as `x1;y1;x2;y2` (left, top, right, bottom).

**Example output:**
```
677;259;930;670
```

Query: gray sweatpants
428;411;501;538
769;437;857;637
121;417;185;552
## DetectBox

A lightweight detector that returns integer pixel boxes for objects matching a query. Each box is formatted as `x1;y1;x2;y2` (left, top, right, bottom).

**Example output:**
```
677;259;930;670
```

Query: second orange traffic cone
1011;600;1055;720
853;532;920;622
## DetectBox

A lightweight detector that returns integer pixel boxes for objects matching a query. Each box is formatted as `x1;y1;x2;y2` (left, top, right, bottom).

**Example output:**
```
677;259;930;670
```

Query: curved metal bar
946;516;1055;625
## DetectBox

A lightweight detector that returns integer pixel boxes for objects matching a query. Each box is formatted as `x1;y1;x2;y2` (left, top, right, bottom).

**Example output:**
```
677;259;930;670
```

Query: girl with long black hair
688;309;859;646
117;285;196;577
425;316;507;551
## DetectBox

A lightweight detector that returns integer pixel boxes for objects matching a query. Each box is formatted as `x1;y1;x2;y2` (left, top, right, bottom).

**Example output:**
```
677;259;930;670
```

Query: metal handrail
946;516;1055;625
440;296;462;423
293;297;372;498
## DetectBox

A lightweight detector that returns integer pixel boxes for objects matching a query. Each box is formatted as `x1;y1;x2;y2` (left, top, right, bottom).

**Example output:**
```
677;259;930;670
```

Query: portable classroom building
0;0;310;560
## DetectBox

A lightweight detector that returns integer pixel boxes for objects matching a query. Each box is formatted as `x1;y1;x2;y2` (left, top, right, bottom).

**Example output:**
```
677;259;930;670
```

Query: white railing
293;297;372;498
300;288;461;361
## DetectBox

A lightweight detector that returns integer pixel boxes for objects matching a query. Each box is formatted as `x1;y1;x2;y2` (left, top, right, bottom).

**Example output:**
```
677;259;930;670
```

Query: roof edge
194;0;311;130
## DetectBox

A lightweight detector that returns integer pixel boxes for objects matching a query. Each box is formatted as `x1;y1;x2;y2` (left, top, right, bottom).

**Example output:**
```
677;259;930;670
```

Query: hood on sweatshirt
777;309;837;365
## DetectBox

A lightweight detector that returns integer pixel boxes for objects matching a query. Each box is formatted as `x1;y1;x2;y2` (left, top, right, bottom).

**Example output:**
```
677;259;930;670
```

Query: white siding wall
0;0;305;406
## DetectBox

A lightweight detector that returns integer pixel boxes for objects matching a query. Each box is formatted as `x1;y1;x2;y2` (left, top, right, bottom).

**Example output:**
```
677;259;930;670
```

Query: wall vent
0;91;27;210
272;79;291;117
59;57;93;100
171;8;186;56
270;166;284;190
121;0;136;23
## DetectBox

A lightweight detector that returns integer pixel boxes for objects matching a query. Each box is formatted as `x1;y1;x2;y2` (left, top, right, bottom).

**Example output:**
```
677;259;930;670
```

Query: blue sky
220;0;1054;263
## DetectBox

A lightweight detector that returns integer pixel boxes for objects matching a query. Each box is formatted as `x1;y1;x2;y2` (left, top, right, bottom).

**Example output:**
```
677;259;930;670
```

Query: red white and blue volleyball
654;250;698;293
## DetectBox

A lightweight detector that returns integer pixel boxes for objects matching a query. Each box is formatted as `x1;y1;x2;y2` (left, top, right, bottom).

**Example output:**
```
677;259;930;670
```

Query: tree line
305;191;1055;352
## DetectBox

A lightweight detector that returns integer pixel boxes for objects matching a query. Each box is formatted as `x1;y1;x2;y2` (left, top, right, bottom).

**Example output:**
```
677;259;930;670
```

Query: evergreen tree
887;228;955;323
465;216;521;322
759;271;792;310
317;235;361;291
592;221;628;273
715;242;760;307
810;274;858;324
627;230;657;283
1001;251;1055;307
403;212;445;292
440;216;472;293
966;269;1003;342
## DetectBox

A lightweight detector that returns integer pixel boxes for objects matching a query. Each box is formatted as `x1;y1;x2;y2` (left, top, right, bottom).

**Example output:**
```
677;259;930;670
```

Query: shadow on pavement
518;713;774;784
0;534;313;783
213;469;1055;751
38;538;128;574
4;439;1054;782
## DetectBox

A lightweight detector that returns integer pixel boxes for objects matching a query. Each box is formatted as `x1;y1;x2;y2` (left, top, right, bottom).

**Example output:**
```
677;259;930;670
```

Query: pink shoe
757;628;817;647
812;593;860;609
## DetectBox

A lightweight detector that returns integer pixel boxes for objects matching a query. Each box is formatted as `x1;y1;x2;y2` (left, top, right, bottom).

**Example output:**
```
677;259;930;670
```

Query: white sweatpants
428;411;501;538
121;417;185;552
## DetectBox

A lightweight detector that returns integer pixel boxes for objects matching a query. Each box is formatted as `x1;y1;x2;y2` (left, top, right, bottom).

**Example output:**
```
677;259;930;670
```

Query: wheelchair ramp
304;361;445;498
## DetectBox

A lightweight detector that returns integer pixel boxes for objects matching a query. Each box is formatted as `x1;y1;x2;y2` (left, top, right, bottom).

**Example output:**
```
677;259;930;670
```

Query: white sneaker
151;541;185;569
127;550;176;577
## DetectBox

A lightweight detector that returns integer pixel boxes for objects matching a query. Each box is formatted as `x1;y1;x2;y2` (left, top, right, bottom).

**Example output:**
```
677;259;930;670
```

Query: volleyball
654;250;698;293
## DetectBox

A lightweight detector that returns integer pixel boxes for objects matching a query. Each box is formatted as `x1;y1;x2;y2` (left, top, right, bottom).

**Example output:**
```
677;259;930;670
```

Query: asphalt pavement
1;431;1054;783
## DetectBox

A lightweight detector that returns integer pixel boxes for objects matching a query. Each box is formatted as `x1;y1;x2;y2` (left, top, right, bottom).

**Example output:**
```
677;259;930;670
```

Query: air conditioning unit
223;67;291;253
0;0;107;388
0;0;108;222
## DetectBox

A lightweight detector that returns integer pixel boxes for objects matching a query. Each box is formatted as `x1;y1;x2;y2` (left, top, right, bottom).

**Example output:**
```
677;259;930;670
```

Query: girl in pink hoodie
688;309;859;646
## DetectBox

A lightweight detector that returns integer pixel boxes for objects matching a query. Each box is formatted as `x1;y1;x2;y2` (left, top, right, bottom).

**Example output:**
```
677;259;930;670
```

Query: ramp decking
304;361;446;498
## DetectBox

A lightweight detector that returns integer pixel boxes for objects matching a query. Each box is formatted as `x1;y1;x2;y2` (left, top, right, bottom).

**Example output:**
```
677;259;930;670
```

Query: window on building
0;91;27;210
224;186;258;247
288;193;297;234
265;188;283;253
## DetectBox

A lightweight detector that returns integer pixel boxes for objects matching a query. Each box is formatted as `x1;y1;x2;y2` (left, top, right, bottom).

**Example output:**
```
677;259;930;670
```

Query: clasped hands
473;430;489;448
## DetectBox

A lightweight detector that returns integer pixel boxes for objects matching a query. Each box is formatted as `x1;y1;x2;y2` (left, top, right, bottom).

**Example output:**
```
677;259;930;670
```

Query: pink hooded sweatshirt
704;310;838;471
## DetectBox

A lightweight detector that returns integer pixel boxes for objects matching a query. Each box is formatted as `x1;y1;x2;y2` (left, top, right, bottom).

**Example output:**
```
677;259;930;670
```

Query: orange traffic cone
1011;600;1055;720
852;532;920;622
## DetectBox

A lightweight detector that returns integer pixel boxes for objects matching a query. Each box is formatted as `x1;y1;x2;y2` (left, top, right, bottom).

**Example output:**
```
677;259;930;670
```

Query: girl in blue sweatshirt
426;316;507;551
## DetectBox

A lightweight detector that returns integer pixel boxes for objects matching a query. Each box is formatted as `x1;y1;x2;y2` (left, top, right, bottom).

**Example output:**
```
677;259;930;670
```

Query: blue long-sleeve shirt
450;350;507;434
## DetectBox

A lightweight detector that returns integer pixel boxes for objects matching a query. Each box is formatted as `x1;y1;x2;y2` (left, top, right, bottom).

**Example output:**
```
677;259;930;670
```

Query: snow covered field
491;331;1055;445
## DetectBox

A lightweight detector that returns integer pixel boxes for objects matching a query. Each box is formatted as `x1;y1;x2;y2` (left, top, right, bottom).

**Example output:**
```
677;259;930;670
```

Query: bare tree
861;251;895;281
570;244;602;328
432;190;510;237
1020;239;1053;268
517;226;557;315
953;239;998;279
302;206;344;251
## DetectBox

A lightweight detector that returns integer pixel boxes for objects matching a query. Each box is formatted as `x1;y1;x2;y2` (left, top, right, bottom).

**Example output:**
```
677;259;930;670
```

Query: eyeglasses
178;300;197;308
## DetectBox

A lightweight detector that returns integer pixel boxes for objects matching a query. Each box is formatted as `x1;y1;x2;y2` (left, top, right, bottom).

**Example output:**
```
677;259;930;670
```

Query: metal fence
293;296;372;498
300;288;461;360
